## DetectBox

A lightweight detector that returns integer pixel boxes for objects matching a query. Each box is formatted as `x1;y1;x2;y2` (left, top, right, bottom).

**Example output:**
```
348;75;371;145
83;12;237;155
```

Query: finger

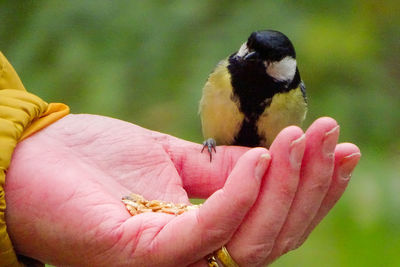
297;143;361;245
226;126;305;266
134;148;270;266
181;145;250;199
153;131;250;198
266;117;339;263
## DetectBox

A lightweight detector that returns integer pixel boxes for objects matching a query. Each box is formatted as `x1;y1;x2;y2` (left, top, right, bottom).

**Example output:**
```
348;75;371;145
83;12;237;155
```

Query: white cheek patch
265;56;297;82
236;42;249;57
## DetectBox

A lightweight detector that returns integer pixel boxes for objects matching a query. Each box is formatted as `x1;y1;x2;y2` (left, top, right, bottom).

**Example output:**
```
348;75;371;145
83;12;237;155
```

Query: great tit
199;30;307;160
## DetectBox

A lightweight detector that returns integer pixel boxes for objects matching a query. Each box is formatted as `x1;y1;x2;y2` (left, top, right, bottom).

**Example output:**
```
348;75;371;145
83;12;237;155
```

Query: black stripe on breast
228;56;302;147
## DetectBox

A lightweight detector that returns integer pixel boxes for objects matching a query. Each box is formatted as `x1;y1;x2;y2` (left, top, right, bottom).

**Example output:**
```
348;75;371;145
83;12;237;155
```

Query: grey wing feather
300;81;307;103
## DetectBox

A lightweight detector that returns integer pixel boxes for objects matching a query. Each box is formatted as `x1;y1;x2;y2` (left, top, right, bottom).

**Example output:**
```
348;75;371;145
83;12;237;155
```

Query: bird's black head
246;30;296;61
232;30;298;83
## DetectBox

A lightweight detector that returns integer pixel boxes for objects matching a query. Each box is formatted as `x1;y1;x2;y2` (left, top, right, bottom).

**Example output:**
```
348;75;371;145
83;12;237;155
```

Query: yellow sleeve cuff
20;102;70;141
0;52;70;266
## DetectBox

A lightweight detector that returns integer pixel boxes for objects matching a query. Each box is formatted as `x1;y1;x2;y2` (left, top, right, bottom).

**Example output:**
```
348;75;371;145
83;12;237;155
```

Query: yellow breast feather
199;60;244;145
257;86;307;147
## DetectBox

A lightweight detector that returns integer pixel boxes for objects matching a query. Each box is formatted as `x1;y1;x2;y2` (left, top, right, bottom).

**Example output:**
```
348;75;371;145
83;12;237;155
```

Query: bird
199;30;307;161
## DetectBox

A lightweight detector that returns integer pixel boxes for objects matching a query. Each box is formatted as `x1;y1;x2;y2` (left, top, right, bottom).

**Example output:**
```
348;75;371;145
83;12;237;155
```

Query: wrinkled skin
5;114;360;266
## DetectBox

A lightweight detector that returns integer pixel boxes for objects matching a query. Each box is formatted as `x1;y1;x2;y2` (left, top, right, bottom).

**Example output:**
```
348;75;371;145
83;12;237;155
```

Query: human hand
5;115;360;266
5;114;268;266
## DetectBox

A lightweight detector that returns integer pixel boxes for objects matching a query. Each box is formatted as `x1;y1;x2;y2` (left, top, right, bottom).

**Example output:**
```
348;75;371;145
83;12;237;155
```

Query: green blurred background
1;1;399;266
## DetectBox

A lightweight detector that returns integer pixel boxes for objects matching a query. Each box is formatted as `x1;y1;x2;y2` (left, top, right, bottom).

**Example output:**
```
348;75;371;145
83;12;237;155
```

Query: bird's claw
201;138;216;162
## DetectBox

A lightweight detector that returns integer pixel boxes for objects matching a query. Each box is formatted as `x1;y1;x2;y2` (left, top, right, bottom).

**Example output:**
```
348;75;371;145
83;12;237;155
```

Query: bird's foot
201;138;217;162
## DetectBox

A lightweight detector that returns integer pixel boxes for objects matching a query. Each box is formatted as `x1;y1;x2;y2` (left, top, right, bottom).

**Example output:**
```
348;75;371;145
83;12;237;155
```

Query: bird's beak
244;51;260;61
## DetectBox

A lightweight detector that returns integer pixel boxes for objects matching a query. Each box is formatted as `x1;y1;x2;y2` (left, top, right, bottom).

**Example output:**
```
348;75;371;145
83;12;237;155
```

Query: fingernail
290;134;306;169
339;152;361;179
255;153;271;182
323;126;340;157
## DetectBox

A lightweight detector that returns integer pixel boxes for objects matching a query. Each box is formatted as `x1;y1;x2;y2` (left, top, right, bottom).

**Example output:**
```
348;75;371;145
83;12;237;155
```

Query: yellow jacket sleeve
0;52;69;266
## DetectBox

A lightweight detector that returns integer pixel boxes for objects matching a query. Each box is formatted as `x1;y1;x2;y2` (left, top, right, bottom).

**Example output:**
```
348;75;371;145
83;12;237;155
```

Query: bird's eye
247;38;255;49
